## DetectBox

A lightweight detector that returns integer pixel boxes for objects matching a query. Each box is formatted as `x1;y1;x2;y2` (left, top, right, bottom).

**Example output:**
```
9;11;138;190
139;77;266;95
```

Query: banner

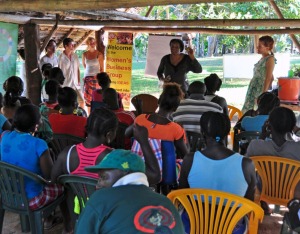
106;32;133;110
0;22;18;93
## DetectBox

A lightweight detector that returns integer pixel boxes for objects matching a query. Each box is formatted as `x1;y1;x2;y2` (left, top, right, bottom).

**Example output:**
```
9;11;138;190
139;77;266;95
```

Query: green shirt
75;185;184;234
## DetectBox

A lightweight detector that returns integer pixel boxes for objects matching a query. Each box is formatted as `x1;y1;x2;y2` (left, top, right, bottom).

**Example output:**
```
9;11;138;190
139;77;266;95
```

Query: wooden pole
39;14;59;54
24;23;43;105
269;0;300;53
0;0;263;11
31;19;300;28
102;27;300;35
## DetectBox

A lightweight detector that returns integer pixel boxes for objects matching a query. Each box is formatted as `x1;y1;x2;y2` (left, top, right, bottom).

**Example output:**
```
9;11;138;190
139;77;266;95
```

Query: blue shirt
188;151;248;197
0;131;48;199
0;114;7;134
241;115;268;132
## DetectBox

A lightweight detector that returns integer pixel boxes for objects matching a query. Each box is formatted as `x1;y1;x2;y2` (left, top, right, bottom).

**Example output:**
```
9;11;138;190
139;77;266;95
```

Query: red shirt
49;114;87;138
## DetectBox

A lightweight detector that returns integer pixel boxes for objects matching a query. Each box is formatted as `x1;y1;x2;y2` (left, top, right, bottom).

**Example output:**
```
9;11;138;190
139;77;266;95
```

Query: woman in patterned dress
242;36;276;113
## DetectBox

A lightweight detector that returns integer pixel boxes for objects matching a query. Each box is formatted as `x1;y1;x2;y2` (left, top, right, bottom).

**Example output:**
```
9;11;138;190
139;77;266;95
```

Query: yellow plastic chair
167;188;264;234
251;156;300;207
228;105;243;121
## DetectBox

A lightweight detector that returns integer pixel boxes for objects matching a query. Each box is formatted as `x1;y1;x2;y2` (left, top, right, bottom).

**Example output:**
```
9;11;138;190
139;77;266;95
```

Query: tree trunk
207;36;217;57
24;23;42;105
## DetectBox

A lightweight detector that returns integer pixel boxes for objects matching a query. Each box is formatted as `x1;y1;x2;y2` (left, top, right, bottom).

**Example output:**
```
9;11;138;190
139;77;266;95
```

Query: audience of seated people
76;149;183;233
1;76;31;121
173;80;223;134
103;88;135;149
92;72;123;109
179;111;256;233
48;87;87;138
0;104;71;233
234;92;280;132
204;73;229;115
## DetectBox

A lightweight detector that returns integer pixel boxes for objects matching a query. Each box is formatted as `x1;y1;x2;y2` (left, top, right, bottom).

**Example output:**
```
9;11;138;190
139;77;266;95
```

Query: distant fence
223;53;290;80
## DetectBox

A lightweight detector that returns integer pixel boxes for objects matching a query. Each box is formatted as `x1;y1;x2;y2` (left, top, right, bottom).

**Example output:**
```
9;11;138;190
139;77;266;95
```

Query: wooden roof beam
0;0;263;11
102;27;300;35
31;19;300;28
56;28;75;48
40;14;59;53
74;30;94;50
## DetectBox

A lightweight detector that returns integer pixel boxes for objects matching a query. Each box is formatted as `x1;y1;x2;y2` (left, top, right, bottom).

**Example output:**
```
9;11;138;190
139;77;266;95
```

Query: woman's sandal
44;216;63;230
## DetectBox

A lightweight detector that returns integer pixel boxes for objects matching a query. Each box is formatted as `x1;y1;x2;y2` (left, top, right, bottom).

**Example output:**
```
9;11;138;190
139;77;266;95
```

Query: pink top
68;143;112;179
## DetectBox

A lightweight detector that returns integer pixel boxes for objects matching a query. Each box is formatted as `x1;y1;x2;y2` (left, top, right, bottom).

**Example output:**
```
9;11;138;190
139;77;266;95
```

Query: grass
130;55;300;97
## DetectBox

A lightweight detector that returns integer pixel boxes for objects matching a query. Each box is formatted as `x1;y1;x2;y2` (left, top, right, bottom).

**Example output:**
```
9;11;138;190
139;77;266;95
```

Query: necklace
151;113;171;128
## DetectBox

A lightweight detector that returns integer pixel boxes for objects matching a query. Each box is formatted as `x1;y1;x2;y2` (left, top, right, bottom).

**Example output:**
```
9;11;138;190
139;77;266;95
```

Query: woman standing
242;36;276;113
82;37;104;110
157;38;202;96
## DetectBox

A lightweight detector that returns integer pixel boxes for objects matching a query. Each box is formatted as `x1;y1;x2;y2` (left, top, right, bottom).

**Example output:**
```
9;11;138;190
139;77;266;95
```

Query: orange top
135;114;185;141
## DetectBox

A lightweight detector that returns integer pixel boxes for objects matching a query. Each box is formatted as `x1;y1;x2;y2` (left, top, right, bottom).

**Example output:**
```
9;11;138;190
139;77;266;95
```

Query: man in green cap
75;149;184;234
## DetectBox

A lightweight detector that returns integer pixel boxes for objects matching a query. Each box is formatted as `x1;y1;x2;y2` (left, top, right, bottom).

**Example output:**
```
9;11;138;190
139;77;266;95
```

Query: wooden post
24;23;42;105
95;28;106;56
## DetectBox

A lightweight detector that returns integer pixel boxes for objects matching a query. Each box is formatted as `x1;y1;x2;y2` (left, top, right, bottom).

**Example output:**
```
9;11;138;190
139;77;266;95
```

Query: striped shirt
173;99;223;133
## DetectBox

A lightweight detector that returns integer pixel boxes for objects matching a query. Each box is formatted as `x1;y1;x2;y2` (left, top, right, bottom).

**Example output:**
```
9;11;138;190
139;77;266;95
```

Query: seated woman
0;104;70;233
92;72;123;109
234;92;279;132
41;79;60;110
204;73;229;115
179;111;256;233
133;82;189;158
49;87;87;138
51;107;160;184
246;107;300;213
1;76;31;121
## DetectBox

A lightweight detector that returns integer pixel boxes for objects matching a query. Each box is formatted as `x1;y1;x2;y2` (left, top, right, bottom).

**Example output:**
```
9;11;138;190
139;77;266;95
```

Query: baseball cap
85;149;145;173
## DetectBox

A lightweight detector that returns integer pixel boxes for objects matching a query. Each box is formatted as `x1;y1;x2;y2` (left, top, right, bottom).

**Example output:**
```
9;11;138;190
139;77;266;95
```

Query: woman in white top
82;37;104;109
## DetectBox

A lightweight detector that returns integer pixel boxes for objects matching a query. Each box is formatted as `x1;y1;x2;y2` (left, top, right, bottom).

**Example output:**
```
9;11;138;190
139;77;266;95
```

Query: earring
59;108;63;114
73;109;78;115
107;138;111;144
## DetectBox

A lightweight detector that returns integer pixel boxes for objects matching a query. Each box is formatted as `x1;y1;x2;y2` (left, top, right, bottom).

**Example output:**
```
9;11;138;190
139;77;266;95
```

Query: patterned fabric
242;55;275;113
84;76;100;107
29;184;64;210
131;138;163;176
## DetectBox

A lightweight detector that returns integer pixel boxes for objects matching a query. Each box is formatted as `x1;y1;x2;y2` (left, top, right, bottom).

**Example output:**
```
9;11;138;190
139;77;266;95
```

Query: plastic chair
131;94;158;115
228;105;243;121
251;156;300;207
233;131;260;153
0;161;65;234
167;188;264;234
48;133;85;161
58;175;97;216
185;131;206;152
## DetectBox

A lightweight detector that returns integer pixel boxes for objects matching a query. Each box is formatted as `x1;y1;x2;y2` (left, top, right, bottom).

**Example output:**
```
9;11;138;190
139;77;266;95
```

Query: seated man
173;80;223;134
76;149;184;233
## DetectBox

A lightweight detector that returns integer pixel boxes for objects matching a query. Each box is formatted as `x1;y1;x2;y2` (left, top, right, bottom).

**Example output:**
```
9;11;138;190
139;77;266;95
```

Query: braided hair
86;107;118;138
200;111;231;142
